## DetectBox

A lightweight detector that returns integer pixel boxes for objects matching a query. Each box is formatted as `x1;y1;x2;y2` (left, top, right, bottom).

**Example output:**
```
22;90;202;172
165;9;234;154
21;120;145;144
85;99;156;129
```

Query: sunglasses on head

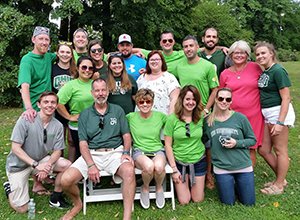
217;96;232;102
110;52;123;58
80;65;93;71
91;48;103;53
138;100;152;105
162;39;174;44
185;123;190;138
59;41;72;46
99;115;104;129
43;129;47;144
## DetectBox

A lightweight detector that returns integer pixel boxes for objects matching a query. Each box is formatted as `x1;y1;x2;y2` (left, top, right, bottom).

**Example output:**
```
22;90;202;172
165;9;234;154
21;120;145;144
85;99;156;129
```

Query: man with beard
73;28;89;63
61;78;135;220
199;27;228;78
173;35;219;113
4;92;71;213
117;34;146;80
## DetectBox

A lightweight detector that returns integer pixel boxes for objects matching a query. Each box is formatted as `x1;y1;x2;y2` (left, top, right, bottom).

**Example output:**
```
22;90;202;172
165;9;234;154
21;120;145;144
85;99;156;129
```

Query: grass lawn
0;61;299;219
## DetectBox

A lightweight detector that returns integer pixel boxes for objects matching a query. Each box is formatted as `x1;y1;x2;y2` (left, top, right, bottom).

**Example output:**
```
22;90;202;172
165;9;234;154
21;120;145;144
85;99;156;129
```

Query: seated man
4;91;72;213
61;78;136;220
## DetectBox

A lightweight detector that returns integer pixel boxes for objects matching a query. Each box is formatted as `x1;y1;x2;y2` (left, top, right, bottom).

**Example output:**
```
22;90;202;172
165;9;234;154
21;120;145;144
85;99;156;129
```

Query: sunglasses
162;39;174;44
43;129;47;144
185;123;190;138
217;96;232;102
110;52;123;58
91;48;103;53
59;41;73;46
99;115;104;129
138;100;152;105
80;65;94;71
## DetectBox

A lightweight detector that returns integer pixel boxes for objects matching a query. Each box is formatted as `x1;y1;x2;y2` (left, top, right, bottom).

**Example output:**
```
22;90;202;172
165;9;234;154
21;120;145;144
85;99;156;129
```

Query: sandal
263;179;288;188
260;184;284;195
32;189;52;196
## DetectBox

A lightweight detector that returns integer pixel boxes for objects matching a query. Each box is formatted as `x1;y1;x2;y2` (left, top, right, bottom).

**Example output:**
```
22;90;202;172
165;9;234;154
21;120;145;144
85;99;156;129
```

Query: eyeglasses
43;129;47;144
185;123;190;138
149;58;161;62
217;96;232;102
59;41;73;46
232;51;247;56
99;115;104;129
109;52;123;58
162;39;174;44
91;48;103;53
80;65;94;71
138;100;152;105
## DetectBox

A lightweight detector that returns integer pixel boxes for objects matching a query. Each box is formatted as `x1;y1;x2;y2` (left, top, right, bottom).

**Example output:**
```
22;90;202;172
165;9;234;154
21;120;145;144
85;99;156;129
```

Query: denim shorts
132;148;166;161
176;156;207;176
262;103;295;127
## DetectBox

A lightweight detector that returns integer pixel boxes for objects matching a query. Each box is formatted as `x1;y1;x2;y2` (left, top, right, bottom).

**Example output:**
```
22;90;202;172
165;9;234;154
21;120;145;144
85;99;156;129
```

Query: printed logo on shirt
112;81;126;95
127;64;136;73
53;75;71;90
258;73;269;88
110;118;117;125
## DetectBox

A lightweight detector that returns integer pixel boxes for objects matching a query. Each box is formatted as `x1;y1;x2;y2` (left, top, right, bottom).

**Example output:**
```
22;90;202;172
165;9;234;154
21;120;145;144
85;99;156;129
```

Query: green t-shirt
78;103;130;149
57;79;94;128
108;75;138;114
142;49;186;75
202;112;256;170
18;52;56;111
173;58;219;106
258;63;292;108
164;113;205;163
73;50;87;63
126;111;167;152
199;50;226;78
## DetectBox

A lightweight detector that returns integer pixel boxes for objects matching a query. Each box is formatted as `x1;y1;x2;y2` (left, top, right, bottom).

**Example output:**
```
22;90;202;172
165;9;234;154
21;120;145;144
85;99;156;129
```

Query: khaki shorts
6;156;63;207
71;145;129;184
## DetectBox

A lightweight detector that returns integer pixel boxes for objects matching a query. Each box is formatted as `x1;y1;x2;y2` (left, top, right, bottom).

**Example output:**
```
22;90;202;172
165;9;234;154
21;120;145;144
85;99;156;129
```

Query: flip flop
260;184;284;195
32;189;51;196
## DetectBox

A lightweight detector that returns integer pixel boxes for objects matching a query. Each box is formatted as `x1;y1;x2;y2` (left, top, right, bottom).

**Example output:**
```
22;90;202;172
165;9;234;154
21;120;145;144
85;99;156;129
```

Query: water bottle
28;198;35;219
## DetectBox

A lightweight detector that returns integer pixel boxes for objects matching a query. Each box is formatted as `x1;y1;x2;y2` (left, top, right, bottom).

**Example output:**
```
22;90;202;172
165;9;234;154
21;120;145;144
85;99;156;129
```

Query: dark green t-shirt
199;50;226;78
258;63;291;108
78;103;130;149
202;112;256;171
108;75;138;114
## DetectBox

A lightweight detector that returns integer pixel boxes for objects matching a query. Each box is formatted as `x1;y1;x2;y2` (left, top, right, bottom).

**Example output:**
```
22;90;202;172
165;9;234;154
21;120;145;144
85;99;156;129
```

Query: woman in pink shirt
220;40;264;166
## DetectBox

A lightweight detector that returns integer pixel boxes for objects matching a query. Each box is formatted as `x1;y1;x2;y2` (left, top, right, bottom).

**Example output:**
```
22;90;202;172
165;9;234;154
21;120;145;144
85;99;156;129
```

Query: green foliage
277;48;299;62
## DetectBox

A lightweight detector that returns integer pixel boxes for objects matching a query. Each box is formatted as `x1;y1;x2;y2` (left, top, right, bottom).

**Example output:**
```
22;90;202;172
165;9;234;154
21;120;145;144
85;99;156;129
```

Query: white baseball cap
118;34;132;44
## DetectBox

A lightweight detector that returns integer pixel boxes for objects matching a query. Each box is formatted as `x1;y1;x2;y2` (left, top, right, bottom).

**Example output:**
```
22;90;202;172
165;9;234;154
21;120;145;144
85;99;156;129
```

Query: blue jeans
214;171;255;206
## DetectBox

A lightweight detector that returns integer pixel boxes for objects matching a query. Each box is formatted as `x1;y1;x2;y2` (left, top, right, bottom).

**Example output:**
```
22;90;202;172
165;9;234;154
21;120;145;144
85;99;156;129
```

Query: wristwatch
32;161;39;169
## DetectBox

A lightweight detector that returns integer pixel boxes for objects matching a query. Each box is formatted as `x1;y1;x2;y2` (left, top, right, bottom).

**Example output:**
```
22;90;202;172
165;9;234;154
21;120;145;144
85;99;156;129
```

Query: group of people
3;25;295;220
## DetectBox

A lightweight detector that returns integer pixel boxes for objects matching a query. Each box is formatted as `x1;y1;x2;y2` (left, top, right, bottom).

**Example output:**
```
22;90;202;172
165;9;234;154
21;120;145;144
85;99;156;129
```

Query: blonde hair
254;41;277;62
228;40;251;59
207;87;232;127
135;88;155;104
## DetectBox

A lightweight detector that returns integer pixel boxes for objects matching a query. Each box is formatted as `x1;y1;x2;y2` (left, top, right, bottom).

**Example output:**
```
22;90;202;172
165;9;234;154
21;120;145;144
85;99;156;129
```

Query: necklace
232;64;247;80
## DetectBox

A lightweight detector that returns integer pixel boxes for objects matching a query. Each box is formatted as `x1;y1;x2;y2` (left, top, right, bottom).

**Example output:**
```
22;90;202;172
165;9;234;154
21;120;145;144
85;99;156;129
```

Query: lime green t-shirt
57;79;94;128
142;49;186;75
18;52;56;111
173;58;219;106
126;111;167;152
164;113;205;163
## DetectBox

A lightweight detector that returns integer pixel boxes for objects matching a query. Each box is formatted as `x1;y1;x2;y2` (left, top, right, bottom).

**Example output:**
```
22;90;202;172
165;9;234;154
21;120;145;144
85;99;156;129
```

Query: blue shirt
124;55;146;80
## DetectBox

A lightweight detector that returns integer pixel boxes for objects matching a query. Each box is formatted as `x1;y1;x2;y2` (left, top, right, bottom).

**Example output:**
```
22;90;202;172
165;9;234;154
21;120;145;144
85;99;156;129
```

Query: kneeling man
4;91;72;213
61;78;136;220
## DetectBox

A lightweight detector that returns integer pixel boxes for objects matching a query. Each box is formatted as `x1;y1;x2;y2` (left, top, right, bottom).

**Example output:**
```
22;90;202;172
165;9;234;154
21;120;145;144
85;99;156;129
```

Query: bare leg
250;149;256;167
117;162;136;220
67;127;76;163
153;155;166;192
135;155;154;192
191;176;205;202
52;157;72;192
60;168;83;220
205;149;214;189
175;174;191;205
258;124;277;173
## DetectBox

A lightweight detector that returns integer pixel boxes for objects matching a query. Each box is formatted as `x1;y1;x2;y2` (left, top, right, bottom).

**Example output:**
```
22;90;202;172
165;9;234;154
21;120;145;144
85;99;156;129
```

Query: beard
204;42;216;51
95;96;108;105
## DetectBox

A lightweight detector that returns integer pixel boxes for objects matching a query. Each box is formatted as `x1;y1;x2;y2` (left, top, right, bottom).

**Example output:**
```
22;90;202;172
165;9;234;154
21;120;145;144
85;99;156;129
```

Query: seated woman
126;88;167;209
164;85;206;205
203;87;256;205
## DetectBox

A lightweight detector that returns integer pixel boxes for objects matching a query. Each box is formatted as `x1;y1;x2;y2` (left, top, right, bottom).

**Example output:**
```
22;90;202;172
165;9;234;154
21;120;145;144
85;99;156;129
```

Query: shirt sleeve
235;114;257;149
166;73;180;95
164;114;175;137
119;109;130;135
207;63;219;89
52;123;65;150
57;80;73;105
78;110;88;141
18;56;32;87
274;65;292;89
10;117;28;144
141;49;151;59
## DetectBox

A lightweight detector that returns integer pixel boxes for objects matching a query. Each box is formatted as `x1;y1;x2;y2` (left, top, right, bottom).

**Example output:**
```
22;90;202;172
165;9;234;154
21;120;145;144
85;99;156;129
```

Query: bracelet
276;120;284;126
122;150;130;155
88;163;95;169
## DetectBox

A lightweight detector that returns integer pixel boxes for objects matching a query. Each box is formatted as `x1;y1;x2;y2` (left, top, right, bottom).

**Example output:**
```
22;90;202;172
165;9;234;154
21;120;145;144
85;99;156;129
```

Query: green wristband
88;163;95;169
276;121;284;126
122;150;130;155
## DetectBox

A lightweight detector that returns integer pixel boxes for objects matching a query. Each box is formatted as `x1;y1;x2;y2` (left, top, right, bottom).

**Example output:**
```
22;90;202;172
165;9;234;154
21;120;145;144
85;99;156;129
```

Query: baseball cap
33;26;50;37
118;34;132;44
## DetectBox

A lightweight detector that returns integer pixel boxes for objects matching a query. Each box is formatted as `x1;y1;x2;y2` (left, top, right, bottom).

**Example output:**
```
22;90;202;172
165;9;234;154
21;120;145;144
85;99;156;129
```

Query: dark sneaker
49;196;70;209
3;181;11;198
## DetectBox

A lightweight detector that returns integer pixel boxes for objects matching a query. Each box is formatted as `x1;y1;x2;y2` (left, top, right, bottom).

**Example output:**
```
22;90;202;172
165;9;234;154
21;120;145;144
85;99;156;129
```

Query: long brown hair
207;87;232;127
107;55;132;92
174;85;203;123
56;43;77;78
